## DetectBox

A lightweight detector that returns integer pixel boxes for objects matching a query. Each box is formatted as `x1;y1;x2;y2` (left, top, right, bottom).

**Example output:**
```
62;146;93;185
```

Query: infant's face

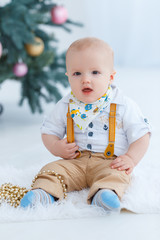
66;47;114;103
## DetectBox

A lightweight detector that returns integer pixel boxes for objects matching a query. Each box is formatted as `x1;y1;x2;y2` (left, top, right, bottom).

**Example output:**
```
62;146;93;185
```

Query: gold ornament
25;37;44;57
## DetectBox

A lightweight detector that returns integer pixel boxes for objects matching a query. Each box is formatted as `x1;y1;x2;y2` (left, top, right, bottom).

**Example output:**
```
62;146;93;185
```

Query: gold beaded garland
0;183;28;208
32;170;67;199
0;169;67;208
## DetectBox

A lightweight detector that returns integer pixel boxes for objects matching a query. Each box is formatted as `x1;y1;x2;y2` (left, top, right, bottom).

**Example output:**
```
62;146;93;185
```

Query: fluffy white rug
0;154;160;223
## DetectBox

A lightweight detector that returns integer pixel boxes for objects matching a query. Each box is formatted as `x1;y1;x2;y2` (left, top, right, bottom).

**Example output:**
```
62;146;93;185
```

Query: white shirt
41;85;152;156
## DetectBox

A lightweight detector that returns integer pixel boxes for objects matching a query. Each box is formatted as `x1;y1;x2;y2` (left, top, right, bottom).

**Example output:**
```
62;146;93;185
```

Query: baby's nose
81;74;91;83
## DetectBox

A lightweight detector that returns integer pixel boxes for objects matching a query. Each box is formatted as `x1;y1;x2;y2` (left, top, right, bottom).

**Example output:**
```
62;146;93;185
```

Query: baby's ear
110;71;116;82
65;72;68;76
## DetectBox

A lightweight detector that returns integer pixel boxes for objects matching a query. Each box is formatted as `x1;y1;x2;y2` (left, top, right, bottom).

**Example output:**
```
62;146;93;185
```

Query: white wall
83;0;160;68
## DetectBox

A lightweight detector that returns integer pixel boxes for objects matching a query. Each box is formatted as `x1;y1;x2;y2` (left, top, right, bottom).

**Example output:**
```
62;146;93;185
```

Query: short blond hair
66;37;114;71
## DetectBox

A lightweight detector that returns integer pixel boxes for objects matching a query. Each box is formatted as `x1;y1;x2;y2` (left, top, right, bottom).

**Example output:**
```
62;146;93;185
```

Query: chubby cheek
72;88;80;97
69;80;76;91
97;83;109;96
71;83;81;97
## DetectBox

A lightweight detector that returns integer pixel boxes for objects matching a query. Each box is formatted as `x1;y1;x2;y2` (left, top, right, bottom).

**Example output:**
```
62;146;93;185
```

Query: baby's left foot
91;189;121;212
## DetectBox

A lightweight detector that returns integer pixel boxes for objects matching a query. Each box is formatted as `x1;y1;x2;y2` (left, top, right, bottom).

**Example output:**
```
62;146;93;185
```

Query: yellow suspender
67;103;116;158
67;105;81;158
67;105;75;143
104;103;116;158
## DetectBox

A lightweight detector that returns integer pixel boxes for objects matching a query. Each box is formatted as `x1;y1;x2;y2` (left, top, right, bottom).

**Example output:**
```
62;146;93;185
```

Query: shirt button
89;122;93;128
88;132;93;137
144;118;149;124
103;124;108;131
87;144;92;150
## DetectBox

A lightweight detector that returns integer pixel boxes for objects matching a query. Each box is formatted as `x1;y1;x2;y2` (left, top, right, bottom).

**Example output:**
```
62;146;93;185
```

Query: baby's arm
42;134;79;159
110;133;150;174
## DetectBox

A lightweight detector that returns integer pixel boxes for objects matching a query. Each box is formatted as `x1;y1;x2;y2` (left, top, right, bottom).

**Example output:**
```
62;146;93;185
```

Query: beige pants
32;151;131;204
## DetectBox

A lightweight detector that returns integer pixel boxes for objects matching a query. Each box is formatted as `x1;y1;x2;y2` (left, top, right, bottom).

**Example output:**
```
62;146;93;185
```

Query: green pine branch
0;0;82;113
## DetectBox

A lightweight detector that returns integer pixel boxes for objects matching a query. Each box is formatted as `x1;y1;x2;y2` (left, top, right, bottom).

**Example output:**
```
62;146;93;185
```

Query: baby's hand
53;137;79;159
110;154;135;174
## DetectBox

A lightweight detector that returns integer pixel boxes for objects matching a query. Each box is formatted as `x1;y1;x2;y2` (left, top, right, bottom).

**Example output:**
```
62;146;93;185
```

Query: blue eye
92;71;99;74
73;72;81;76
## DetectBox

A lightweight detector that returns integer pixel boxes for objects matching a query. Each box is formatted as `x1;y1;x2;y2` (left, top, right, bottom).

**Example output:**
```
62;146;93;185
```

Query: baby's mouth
82;88;93;93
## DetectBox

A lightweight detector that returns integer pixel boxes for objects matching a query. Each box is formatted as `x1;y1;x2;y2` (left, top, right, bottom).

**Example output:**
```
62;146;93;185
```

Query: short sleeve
41;100;67;139
123;98;152;145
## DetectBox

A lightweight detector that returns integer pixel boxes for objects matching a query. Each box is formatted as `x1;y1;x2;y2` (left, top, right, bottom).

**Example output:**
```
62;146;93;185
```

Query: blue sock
20;189;55;208
92;189;121;212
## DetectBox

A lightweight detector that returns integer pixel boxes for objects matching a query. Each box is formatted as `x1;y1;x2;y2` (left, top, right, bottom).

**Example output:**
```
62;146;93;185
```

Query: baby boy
20;37;151;212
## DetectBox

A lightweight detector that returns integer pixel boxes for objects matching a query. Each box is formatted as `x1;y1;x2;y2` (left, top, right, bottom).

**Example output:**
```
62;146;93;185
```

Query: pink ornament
51;6;68;24
13;62;28;77
0;42;2;58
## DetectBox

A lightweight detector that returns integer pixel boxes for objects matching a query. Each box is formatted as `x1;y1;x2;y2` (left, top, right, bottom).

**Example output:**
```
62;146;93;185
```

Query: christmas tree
0;0;82;113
